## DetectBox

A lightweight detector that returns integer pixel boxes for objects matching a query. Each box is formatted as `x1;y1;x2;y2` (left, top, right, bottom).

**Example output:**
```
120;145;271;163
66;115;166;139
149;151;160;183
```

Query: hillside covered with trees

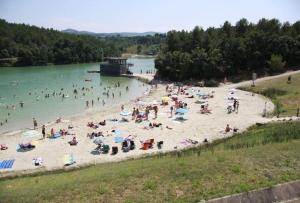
0;19;123;66
155;18;300;81
101;34;165;56
0;19;165;67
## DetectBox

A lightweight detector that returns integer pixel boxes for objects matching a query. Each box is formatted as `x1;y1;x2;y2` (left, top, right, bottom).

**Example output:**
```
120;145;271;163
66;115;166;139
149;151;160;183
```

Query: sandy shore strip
0;71;299;177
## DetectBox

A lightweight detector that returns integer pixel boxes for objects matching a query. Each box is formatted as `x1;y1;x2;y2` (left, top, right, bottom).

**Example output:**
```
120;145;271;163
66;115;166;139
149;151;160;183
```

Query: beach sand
2;71;298;176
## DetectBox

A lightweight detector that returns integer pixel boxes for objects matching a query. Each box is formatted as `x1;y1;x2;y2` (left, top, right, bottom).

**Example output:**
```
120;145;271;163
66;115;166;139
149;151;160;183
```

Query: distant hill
0;19;122;66
62;29;160;37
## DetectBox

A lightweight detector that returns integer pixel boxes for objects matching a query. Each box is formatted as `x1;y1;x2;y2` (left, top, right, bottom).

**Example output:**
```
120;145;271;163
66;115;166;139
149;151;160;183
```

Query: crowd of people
0;80;132;129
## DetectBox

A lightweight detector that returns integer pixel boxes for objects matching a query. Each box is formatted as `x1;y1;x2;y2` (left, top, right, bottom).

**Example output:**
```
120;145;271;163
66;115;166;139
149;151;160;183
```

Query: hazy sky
0;0;299;32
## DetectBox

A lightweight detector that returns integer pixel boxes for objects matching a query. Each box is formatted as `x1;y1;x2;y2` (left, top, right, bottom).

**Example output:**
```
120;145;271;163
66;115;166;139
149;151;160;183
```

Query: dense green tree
0;19;165;66
156;18;300;81
268;54;286;73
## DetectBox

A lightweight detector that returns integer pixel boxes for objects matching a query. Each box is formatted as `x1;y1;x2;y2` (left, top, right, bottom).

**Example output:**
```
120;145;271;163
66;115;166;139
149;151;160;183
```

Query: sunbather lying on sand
166;126;173;130
185;138;198;144
18;142;35;150
0;144;8;150
187;95;194;98
87;132;103;139
200;105;212;114
87;122;98;129
99;120;106;126
59;129;68;136
68;137;78;145
149;122;162;128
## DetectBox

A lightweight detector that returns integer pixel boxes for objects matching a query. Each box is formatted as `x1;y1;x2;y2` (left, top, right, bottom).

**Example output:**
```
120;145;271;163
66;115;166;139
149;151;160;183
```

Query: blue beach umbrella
176;108;188;114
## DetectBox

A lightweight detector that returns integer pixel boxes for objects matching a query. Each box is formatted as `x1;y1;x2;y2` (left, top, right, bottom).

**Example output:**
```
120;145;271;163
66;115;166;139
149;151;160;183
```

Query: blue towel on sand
114;136;123;143
0;159;15;169
114;129;122;136
49;132;61;139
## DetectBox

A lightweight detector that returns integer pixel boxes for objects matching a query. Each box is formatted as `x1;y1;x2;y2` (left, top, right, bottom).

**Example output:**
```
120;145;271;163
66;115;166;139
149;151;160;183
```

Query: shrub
204;79;219;87
260;88;287;99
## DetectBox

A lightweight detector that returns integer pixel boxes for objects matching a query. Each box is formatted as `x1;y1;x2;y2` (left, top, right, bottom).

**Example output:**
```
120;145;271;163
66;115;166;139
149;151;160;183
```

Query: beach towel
64;154;75;166
114;136;123;143
49;132;61;139
31;140;39;146
120;111;131;116
0;159;15;169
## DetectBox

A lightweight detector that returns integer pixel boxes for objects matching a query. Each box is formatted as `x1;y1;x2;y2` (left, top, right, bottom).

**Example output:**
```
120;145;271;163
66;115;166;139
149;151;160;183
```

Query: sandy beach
1;71;299;177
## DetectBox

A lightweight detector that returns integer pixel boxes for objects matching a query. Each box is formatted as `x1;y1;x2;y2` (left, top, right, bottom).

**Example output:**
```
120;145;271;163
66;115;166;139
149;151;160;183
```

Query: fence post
297;108;299;117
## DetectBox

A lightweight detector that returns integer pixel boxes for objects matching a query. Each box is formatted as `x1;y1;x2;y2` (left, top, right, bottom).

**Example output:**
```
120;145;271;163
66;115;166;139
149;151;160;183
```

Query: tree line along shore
1;18;300;86
155;18;300;82
0;19;164;67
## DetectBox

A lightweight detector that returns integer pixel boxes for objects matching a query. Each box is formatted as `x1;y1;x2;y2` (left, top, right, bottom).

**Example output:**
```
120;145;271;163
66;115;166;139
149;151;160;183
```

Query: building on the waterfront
100;57;132;76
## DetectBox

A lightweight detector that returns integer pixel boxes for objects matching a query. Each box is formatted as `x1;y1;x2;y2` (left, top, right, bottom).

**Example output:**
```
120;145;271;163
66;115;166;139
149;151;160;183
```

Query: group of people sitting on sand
224;124;238;133
200;104;212;114
68;136;78;145
87;131;103;139
87;120;106;129
131;105;159;123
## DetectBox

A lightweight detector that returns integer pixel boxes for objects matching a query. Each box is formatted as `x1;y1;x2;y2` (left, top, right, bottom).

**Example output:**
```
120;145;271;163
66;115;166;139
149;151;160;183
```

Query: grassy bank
239;72;300;117
0;121;300;203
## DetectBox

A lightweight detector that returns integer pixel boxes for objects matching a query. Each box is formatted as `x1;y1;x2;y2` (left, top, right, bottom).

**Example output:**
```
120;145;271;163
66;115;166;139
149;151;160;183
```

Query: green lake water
0;58;155;134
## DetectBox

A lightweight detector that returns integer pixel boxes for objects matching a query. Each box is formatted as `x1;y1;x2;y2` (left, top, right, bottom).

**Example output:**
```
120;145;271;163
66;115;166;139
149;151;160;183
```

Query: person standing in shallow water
42;125;46;139
33;118;37;130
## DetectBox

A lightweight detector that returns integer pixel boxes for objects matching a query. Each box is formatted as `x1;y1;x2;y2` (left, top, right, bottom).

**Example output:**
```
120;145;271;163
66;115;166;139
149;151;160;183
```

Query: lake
0;57;155;134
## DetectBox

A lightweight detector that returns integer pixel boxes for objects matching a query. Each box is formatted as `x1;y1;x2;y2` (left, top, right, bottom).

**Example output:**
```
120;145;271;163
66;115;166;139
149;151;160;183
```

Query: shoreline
0;81;152;138
1;71;299;177
0;73;154;137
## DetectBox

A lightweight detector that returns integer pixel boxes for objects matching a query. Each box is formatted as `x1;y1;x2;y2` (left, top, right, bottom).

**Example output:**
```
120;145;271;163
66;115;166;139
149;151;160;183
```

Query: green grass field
1;121;300;203
240;73;300;117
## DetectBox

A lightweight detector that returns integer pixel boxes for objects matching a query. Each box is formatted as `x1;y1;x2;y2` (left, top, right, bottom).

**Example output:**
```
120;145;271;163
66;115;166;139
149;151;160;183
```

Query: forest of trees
101;34;165;55
0;19;165;66
2;17;300;79
155;18;300;81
